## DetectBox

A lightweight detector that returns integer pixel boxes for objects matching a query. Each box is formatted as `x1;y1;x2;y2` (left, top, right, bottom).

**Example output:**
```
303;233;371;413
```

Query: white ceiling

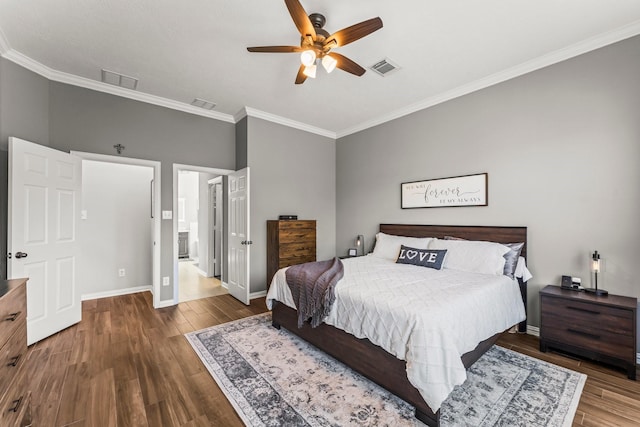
1;1;640;138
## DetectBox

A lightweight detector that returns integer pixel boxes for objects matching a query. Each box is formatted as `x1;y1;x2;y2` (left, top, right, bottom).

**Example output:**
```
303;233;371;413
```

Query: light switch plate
162;210;172;220
81;210;87;220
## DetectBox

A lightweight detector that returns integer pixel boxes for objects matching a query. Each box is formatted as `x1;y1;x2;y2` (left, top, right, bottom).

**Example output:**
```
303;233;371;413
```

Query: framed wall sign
401;173;488;208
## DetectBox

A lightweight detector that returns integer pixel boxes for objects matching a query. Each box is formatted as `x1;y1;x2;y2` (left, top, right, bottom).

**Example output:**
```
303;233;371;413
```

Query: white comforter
266;255;526;412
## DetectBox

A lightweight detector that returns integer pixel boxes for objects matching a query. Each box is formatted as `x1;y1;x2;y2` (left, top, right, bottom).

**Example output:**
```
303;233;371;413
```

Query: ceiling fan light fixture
321;55;337;73
300;50;316;66
303;64;317;78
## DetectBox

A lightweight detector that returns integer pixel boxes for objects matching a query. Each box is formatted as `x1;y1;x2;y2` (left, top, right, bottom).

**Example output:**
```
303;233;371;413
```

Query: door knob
15;252;28;259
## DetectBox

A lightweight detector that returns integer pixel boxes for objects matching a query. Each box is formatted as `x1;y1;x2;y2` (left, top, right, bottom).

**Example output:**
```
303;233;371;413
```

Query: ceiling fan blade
285;0;316;39
247;46;302;53
324;17;383;48
328;53;366;76
295;64;307;84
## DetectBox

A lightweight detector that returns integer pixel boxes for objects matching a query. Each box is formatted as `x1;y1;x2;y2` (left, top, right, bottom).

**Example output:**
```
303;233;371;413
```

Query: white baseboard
221;281;229;289
250;290;267;300
81;285;151;301
155;299;177;308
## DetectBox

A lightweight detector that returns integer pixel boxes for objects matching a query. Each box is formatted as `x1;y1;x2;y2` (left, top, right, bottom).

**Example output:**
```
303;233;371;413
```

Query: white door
208;178;223;277
227;168;250;305
8;137;82;345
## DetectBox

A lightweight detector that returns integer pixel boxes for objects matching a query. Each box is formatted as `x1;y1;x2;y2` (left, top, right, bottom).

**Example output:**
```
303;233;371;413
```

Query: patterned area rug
185;313;585;427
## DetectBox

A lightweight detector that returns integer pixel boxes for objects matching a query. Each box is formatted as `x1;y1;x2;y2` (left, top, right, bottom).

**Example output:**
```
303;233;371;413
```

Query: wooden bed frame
271;224;528;426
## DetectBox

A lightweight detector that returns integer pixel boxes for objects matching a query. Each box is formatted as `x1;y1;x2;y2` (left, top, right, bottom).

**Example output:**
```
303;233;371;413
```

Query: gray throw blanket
285;257;344;328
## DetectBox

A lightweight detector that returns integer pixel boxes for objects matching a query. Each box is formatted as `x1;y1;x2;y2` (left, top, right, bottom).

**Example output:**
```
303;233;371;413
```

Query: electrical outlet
118;268;125;277
162;276;170;286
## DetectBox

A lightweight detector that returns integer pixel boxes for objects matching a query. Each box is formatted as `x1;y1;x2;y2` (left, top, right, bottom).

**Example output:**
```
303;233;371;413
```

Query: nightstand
540;285;637;380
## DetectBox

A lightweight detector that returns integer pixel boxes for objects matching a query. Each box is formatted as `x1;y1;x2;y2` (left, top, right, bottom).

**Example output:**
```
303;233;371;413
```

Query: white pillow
371;233;433;261
515;256;533;282
428;238;510;275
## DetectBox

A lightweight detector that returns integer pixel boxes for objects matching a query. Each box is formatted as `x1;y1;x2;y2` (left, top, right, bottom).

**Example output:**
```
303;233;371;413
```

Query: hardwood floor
178;260;227;302
26;292;267;427
25;292;640;426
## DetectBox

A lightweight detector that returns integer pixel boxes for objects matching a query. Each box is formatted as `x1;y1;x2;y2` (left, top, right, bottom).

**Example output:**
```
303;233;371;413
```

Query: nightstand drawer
541;297;634;336
539;285;637;380
541;322;634;359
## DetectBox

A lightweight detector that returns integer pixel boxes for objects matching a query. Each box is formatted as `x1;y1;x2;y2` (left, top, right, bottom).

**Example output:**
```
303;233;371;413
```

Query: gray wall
246;117;336;292
48;83;236;301
0;59;236;301
0;58;49;150
0;57;50;278
236;117;248;169
336;35;640;332
79;160;153;296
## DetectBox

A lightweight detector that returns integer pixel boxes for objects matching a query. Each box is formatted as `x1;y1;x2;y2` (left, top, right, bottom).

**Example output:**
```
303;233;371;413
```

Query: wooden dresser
0;278;31;426
267;220;316;288
540;285;637;380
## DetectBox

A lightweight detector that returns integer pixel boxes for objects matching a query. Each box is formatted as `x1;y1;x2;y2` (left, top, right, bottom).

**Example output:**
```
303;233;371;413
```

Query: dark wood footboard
270;224;528;426
272;301;500;426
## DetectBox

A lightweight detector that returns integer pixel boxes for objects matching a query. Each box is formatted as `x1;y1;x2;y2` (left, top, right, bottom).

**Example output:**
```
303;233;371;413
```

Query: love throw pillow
396;245;447;270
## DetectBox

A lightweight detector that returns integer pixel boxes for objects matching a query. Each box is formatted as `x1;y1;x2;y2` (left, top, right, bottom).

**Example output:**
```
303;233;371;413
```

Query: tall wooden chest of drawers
0;278;31;426
540;285;637;380
267;220;316;289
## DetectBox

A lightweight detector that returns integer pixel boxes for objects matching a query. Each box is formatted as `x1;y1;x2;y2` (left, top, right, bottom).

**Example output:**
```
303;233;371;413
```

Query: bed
266;224;528;426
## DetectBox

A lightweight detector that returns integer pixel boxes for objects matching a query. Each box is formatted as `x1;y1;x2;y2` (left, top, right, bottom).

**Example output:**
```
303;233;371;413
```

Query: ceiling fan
247;0;383;84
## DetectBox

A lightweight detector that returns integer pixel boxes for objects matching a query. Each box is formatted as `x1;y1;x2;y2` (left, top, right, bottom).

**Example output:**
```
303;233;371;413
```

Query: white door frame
207;176;223;278
172;164;233;304
71;151;162;307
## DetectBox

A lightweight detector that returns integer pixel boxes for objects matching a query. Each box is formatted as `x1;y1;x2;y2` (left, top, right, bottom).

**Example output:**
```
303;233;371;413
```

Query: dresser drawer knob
567;306;600;315
7;354;21;367
8;396;23;413
4;312;19;322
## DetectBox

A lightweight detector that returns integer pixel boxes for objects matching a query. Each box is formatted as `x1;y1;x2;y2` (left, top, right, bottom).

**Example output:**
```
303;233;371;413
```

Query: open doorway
72;151;162;306
208;176;223;279
173;164;233;303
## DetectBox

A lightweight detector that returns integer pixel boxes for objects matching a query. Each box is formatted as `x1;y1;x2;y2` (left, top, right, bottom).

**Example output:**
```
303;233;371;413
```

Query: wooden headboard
379;224;527;260
380;224;529;333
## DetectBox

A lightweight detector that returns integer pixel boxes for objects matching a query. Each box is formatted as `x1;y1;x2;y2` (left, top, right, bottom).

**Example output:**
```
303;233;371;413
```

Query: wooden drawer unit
540;285;637;380
267;220;316;288
0;278;31;426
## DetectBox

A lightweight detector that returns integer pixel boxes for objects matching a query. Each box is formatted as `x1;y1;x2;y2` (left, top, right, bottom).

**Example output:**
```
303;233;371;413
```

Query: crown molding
233;107;248;123
244;107;336;139
336;19;640;138
2;18;639;139
1;48;235;123
0;26;9;55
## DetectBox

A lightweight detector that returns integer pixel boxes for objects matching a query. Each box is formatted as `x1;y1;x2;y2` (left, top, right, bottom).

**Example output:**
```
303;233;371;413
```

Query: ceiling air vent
101;69;138;90
191;98;217;110
370;58;400;77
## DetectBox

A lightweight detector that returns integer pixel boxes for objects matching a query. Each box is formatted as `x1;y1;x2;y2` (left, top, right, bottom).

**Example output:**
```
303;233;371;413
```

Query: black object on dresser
540;285;637;380
0;278;32;426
